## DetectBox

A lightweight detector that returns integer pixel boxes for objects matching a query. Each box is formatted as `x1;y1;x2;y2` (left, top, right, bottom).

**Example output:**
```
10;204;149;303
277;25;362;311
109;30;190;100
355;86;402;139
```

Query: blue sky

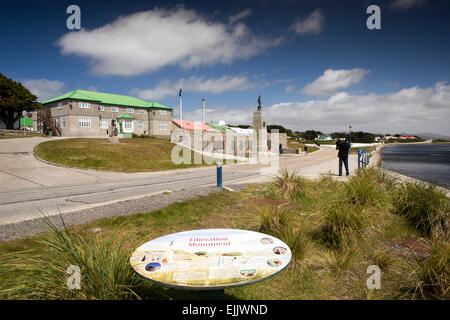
1;0;449;134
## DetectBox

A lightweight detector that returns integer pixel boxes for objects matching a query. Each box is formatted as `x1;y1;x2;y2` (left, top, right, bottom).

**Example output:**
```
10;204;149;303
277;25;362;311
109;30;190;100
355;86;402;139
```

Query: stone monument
253;95;267;153
108;119;120;144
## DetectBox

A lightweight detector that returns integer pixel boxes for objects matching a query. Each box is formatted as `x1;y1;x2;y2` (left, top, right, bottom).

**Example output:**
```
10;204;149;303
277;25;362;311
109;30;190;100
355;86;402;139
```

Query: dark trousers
339;157;349;176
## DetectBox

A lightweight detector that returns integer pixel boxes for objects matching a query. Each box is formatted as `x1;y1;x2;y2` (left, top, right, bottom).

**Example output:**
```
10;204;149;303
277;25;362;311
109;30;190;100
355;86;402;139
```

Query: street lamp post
349;125;352;153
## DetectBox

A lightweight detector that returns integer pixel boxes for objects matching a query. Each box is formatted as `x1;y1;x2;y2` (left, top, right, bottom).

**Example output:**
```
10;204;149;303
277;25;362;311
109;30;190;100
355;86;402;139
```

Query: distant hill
414;132;450;140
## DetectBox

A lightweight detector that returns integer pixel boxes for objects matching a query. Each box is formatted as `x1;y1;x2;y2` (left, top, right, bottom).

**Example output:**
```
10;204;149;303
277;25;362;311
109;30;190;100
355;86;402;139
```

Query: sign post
22;110;27;136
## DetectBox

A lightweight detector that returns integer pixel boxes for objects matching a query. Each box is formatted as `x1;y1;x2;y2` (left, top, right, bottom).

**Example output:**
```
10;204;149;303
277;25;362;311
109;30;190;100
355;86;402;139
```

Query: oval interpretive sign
130;229;292;290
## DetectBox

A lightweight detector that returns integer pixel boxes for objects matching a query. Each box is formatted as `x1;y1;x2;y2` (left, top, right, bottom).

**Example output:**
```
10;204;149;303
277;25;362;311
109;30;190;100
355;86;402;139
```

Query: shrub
131;134;151;138
414;237;449;299
392;181;449;237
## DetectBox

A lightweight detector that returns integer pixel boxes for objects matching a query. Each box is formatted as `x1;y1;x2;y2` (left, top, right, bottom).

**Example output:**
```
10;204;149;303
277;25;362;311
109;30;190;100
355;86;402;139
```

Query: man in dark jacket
336;138;350;176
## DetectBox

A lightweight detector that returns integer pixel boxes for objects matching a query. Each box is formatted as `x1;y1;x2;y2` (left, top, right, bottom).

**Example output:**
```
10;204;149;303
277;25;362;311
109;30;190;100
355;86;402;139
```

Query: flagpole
179;88;183;130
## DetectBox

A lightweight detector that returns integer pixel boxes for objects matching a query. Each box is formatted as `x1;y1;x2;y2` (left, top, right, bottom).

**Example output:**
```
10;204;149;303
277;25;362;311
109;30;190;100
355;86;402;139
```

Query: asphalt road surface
0;137;358;225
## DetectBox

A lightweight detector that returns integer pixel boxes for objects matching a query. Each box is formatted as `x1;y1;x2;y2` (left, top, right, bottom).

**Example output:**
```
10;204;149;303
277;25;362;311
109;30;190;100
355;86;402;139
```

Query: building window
78;116;91;128
61;117;66;128
57;103;63;110
159;121;167;131
100;118;109;129
137;120;144;130
124;119;132;130
79;102;91;109
111;106;119;113
159;110;166;116
140;109;146;114
127;108;134;113
98;105;105;112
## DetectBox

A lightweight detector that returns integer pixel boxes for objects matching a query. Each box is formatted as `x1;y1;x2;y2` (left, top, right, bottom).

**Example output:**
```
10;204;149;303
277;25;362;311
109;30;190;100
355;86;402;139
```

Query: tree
0;73;41;129
332;131;375;143
301;130;322;141
267;124;292;135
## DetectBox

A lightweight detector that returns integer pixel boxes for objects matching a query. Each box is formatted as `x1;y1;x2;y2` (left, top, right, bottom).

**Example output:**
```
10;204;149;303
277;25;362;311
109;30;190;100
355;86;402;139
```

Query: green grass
35;138;215;172
414;237;449;299
343;167;391;208
0;133;47;139
392;181;449;237
0;167;448;300
286;141;319;153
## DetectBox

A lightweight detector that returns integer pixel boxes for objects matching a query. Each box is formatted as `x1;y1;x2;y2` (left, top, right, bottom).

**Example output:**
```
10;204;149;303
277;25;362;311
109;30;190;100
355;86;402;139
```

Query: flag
178;88;182;97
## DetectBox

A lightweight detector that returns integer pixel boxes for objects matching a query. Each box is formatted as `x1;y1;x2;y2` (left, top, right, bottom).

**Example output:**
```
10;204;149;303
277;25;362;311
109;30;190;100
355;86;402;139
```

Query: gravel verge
0;184;248;242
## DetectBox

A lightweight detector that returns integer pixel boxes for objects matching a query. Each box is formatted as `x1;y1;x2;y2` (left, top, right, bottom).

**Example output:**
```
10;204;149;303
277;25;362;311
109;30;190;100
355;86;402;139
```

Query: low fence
358;148;370;169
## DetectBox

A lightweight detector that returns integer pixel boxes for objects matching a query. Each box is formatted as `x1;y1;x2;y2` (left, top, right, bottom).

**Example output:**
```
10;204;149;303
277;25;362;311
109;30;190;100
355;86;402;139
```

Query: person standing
336;138;350;176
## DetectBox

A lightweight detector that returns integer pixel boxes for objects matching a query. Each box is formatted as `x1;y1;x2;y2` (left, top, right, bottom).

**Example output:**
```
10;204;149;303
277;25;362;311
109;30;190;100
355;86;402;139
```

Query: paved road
0;137;358;225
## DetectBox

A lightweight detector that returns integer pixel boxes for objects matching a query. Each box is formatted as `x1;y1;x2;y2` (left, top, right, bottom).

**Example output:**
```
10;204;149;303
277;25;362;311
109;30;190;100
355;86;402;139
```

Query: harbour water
380;143;450;189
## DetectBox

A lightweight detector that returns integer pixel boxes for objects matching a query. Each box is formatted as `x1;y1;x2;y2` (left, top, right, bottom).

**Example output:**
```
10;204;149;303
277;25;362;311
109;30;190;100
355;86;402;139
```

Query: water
380;143;450;189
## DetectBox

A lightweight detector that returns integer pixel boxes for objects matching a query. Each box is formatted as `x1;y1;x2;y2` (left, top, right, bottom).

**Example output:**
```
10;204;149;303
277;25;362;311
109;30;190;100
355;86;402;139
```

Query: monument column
252;96;267;153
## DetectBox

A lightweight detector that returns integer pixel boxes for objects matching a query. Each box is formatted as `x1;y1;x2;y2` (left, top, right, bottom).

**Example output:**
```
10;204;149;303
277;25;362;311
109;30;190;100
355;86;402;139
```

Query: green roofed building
207;123;234;133
42;90;173;137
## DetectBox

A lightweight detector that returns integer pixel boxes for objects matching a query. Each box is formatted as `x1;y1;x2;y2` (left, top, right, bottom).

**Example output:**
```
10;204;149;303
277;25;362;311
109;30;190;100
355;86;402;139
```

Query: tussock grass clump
0;221;140;300
371;248;396;271
414;237;450;299
256;206;296;236
267;169;306;200
343;168;390;208
320;246;359;273
371;167;398;190
277;227;311;266
392;181;449;237
321;200;370;248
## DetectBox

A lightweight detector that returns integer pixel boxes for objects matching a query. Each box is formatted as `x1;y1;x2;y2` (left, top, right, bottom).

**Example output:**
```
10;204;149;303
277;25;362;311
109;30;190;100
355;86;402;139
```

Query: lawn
1;167;448;300
287;141;319;153
35;138;215;172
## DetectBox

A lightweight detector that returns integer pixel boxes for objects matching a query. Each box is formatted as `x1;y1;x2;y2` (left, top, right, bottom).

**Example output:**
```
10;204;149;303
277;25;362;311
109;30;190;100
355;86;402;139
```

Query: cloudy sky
1;0;449;135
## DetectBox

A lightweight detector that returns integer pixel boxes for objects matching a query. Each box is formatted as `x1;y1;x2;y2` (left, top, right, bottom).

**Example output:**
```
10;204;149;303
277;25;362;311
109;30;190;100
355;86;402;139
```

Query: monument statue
108;119;119;144
253;95;267;153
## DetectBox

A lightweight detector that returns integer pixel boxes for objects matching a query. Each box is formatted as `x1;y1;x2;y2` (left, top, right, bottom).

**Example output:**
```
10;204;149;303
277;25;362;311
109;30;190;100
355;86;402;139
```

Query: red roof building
172;120;217;132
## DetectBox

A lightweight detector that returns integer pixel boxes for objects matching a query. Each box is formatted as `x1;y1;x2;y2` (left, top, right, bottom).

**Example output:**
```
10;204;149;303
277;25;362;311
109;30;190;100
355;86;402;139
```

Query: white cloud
57;7;277;76
132;75;256;101
291;9;325;35
229;9;252;25
184;82;450;135
22;79;65;102
390;0;427;10
301;68;370;96
285;85;296;94
182;104;253;125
